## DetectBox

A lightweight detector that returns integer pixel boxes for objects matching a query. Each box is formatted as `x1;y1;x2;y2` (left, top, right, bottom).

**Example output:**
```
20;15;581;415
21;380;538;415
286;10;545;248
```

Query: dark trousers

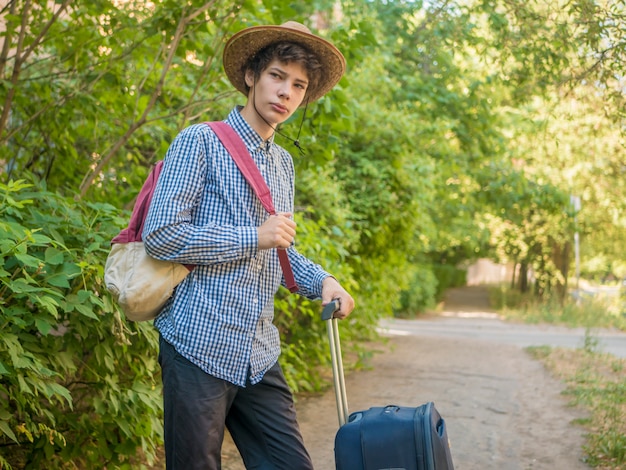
158;336;313;470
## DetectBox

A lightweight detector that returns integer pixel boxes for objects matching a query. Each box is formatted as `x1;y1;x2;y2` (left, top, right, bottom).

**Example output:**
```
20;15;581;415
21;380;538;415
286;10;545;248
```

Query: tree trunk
519;262;529;293
510;262;517;289
551;240;571;304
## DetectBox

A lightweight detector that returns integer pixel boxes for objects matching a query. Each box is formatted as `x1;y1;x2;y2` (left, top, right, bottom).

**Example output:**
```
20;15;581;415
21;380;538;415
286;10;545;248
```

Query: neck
240;102;275;141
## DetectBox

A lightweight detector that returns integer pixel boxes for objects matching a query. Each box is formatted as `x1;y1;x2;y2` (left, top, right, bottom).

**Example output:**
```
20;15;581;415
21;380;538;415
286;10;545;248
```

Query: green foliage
1;0;243;202
492;285;626;331
395;265;439;316
431;264;468;301
489;283;533;310
0;178;162;469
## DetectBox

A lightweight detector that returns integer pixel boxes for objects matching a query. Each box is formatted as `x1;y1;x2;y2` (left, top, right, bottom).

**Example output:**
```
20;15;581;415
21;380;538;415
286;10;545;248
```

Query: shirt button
253;298;258;304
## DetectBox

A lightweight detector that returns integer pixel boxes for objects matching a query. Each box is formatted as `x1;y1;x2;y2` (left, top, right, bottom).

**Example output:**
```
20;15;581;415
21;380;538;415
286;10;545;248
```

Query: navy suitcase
322;302;454;470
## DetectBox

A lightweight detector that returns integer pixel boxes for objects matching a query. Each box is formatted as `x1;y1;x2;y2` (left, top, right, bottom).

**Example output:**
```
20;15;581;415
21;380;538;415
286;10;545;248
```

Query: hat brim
223;24;346;103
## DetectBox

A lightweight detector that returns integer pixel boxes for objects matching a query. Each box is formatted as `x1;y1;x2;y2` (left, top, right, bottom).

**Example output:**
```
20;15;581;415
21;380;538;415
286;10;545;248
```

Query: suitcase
322;301;454;470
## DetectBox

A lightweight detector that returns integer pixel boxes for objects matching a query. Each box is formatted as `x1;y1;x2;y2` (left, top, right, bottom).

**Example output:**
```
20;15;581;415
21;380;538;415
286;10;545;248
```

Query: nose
278;83;291;99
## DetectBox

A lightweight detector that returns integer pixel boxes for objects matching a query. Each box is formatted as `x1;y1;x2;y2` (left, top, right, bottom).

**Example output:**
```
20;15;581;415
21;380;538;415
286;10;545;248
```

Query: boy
143;21;354;469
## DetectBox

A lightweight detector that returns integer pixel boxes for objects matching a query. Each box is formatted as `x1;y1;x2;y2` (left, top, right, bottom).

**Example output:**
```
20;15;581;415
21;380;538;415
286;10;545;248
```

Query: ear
244;69;255;88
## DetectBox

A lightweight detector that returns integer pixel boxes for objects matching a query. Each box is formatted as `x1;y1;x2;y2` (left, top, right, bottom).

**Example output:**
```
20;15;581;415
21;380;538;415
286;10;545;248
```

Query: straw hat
223;21;346;102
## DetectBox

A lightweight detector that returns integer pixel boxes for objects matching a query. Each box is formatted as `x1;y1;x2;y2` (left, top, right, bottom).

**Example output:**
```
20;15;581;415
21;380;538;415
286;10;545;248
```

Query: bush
0;179;162;469
394;263;468;317
395;265;439;316
432;264;467;301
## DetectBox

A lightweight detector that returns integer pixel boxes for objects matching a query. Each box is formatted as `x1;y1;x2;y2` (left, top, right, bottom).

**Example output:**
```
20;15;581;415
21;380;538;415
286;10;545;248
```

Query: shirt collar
226;106;275;152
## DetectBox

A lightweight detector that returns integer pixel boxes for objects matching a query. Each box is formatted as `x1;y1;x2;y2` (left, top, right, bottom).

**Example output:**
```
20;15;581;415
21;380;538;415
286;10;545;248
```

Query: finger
321;292;335;305
277;213;296;229
336;295;354;317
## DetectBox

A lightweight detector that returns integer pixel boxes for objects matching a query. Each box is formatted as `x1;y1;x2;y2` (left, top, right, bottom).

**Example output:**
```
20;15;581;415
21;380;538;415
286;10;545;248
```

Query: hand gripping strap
206;121;298;293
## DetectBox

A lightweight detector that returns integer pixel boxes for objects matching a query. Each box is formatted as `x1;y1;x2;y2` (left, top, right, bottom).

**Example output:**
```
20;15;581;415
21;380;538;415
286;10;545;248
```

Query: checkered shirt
143;107;329;386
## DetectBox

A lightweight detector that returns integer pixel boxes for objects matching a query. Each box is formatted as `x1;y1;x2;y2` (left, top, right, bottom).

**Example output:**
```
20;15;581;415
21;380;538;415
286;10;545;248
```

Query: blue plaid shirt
143;107;330;387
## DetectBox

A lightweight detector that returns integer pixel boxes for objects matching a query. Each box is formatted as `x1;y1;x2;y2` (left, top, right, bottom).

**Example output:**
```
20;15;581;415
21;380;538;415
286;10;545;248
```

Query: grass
493;285;626;468
490;285;626;331
527;344;626;469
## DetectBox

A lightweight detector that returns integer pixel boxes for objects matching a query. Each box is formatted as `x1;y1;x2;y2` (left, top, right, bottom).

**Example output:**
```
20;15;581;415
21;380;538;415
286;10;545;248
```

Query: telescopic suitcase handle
322;300;349;427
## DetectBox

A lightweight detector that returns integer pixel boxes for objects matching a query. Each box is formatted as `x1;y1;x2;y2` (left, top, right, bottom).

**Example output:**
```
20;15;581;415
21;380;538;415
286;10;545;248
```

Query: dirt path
221;286;591;469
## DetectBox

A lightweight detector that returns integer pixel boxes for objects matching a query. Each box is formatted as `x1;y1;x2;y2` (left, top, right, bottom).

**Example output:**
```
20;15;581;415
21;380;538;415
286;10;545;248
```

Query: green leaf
0;420;18;444
85;241;101;253
35;317;53;336
14;253;42;269
45;261;81;288
17;374;33;394
31;233;53;245
45;272;71;288
117;418;132;438
77;289;92;302
45;247;65;265
46;383;73;409
36;295;60;316
74;303;99;319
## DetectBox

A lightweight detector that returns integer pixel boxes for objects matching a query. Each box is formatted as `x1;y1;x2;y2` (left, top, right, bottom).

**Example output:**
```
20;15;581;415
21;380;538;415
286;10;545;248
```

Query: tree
1;1;244;201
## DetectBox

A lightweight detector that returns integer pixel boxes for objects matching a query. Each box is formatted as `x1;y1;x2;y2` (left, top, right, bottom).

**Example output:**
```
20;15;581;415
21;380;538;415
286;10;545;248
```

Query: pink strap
207;121;298;293
112;161;164;243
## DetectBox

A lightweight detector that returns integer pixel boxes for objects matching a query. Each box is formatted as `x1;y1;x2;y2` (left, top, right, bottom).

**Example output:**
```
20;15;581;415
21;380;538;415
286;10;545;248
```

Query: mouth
271;103;289;114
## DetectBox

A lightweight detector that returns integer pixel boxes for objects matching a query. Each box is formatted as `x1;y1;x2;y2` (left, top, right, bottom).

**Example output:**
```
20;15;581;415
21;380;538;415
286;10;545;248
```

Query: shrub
395;265;439;316
0;179;162;469
432;264;467;301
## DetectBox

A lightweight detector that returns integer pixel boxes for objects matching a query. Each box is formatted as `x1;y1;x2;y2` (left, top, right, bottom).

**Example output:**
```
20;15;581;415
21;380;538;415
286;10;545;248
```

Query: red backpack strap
112;161;164;244
207;122;275;214
135;161;164;241
206;121;299;293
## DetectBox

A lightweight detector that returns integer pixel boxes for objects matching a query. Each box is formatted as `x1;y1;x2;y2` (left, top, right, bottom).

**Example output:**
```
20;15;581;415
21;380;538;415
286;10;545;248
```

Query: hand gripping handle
322;300;349;427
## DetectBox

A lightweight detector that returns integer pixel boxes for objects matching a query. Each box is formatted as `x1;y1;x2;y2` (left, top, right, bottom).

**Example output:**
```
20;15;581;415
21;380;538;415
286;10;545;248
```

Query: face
242;59;309;132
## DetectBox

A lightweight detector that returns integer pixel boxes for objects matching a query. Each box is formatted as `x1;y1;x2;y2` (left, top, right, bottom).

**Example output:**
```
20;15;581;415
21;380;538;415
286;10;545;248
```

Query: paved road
379;314;626;358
